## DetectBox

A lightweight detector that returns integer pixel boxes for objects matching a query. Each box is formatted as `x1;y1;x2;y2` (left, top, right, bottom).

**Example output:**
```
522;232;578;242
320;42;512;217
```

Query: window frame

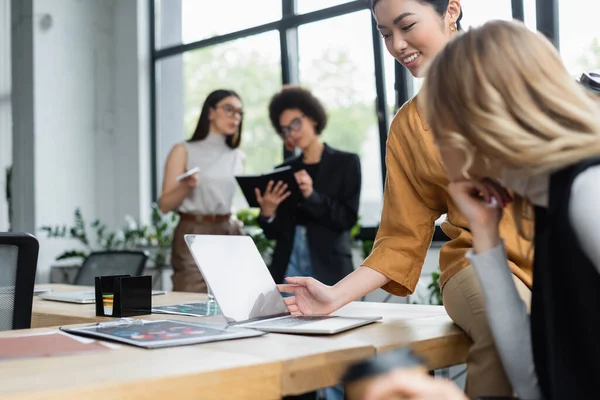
149;0;556;239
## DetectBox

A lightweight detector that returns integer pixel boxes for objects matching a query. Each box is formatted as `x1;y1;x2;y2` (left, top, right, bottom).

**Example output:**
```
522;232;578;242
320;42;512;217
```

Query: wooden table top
9;284;470;399
0;326;281;400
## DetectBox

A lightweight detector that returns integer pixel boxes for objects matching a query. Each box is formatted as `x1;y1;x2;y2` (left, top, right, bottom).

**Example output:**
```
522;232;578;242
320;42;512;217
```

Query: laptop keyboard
249;315;332;328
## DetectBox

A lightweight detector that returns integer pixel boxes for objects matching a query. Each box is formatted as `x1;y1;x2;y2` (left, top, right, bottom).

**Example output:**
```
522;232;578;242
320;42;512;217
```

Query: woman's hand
447;178;512;253
363;369;468;400
294;170;314;198
181;172;199;189
277;277;339;315
255;180;291;217
158;143;199;213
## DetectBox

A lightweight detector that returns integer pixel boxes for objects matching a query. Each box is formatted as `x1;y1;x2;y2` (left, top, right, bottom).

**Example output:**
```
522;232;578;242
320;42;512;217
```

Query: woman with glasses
256;85;362;293
159;89;245;293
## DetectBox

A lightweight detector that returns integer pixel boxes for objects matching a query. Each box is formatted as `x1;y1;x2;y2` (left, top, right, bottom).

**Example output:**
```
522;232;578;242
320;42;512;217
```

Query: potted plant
236;208;275;264
40;203;178;283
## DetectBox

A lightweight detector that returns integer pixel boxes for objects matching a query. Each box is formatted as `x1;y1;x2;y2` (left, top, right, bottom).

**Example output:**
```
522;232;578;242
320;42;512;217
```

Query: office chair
0;232;39;331
73;250;148;286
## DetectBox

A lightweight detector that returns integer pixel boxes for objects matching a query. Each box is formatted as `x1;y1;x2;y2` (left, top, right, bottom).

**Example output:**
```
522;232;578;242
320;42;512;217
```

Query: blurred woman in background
256;85;362;400
256;85;362;288
159;89;245;293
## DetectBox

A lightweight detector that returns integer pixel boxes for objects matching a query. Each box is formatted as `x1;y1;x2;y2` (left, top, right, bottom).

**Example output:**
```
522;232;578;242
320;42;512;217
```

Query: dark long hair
189;89;243;149
370;0;464;31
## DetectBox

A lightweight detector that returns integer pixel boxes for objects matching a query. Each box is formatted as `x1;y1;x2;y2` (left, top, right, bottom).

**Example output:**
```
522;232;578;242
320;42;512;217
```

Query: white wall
11;0;150;281
32;0;109;279
0;0;10;231
155;0;183;194
96;0;151;228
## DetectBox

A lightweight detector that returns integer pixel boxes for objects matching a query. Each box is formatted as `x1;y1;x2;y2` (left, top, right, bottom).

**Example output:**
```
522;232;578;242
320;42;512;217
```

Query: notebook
39;290;167;304
235;165;302;208
33;287;52;295
152;302;221;317
184;234;382;335
61;318;265;348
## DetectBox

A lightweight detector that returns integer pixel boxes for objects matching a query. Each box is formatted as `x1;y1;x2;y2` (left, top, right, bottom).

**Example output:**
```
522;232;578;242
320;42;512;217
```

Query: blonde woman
422;20;600;400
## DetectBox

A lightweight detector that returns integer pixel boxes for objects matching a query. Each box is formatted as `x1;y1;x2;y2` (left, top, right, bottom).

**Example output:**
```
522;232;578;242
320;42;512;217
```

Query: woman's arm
446;180;542;400
330;266;391;309
158;144;196;214
279;265;391;315
467;243;542;400
361;124;441;297
569;166;600;272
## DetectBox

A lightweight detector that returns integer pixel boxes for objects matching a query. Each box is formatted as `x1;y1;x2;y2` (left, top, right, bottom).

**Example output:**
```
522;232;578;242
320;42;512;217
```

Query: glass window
559;0;600;77
297;11;383;226
155;31;283;211
383;51;397;118
405;0;513;96
523;0;537;32
297;0;355;14
154;0;281;49
460;0;512;28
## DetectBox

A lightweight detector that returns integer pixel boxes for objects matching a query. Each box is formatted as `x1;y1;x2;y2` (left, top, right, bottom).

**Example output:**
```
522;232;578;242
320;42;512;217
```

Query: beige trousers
442;265;531;399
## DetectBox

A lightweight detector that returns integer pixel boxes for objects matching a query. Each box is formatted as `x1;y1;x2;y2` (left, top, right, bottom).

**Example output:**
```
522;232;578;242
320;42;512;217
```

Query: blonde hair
422;20;600;175
421;20;600;238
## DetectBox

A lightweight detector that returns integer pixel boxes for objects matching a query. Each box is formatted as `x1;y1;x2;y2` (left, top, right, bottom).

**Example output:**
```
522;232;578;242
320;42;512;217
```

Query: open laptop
39;289;167;304
184;234;382;334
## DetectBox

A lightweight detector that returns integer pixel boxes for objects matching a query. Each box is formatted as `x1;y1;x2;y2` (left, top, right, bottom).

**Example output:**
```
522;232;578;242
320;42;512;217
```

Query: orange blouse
362;97;533;296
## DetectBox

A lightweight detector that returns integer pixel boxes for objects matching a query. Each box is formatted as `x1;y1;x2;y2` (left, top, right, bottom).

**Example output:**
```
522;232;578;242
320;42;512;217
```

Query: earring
450;22;457;32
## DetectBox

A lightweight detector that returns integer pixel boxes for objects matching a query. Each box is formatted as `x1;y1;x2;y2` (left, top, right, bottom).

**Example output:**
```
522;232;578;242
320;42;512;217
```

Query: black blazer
531;156;600;400
258;144;361;286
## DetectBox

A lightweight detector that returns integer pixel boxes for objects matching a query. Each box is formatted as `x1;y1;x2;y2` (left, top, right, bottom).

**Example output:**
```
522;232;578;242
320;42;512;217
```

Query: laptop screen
184;234;290;323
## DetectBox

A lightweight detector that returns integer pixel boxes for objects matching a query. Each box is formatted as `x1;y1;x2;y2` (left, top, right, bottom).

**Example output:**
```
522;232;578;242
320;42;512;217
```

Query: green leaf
350;223;361;239
236;208;260;226
426;270;442;305
56;250;88;261
361;240;374;260
39;225;68;238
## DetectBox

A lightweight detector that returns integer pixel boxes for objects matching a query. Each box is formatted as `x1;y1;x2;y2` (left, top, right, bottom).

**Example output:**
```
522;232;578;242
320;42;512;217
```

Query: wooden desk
23;284;469;398
32;284;209;327
0;327;281;400
332;302;471;370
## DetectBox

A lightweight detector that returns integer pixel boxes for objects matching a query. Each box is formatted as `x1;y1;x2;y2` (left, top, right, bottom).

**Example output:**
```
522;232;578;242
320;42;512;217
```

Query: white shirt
178;133;243;215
